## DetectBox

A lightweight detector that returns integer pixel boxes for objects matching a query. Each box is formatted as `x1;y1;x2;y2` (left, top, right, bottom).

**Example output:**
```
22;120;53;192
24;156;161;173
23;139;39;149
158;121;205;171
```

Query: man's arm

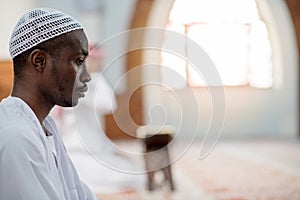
0;125;62;200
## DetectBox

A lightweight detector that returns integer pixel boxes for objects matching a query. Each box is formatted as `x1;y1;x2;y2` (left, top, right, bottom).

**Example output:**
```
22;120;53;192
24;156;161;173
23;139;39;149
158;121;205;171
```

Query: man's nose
80;66;91;83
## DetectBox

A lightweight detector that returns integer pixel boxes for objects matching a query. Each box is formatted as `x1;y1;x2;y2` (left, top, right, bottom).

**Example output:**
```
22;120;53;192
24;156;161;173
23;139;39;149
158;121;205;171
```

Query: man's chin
56;99;78;107
70;98;80;107
71;99;79;107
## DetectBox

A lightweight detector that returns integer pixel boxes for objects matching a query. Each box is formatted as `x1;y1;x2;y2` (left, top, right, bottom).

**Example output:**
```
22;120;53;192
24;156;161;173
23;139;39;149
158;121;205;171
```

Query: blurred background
1;0;300;199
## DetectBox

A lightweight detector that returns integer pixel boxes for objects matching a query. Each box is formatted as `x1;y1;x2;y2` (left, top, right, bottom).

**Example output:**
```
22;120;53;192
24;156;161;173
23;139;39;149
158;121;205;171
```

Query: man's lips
79;86;88;93
77;86;88;97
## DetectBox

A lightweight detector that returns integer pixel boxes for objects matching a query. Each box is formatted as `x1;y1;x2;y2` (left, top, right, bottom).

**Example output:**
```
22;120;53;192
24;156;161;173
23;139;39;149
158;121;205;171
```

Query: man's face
44;30;91;107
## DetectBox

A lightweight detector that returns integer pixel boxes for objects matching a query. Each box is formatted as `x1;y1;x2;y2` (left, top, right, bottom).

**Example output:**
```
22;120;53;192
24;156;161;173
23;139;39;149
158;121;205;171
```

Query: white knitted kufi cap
9;8;83;59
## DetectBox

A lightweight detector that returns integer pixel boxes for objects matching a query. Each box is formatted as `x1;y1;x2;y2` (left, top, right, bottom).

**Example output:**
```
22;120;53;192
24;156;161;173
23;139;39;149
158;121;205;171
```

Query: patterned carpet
174;139;300;200
68;138;300;200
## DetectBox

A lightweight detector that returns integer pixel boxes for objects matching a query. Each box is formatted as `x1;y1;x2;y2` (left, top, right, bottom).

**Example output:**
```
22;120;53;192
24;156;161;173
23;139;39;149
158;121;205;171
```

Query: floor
65;137;300;200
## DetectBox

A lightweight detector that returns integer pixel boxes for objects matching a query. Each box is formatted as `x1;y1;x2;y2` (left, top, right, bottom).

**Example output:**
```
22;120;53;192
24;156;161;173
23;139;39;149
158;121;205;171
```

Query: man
0;8;97;200
57;44;118;153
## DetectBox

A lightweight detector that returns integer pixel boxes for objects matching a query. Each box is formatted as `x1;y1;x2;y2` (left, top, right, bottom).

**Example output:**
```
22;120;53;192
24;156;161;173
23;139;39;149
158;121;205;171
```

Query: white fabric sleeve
81;182;98;200
49;117;98;200
0;125;61;200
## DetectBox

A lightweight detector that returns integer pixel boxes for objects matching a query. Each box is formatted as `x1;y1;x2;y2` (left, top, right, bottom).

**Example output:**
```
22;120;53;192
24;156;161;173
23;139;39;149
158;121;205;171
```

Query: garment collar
3;96;54;138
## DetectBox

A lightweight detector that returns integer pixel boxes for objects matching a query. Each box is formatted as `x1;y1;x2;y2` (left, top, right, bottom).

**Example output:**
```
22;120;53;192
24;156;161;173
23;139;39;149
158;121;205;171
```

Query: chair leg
147;171;155;191
163;166;175;191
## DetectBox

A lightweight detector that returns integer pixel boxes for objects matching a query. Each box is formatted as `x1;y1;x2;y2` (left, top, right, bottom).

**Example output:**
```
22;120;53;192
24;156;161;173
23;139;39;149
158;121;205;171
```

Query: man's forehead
64;30;89;55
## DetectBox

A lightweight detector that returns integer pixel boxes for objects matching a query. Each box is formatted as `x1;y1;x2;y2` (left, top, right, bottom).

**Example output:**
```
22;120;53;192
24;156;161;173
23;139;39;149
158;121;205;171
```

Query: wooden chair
137;125;175;191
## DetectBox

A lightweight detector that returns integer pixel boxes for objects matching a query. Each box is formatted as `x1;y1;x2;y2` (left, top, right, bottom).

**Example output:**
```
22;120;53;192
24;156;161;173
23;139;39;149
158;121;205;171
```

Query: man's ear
30;49;47;72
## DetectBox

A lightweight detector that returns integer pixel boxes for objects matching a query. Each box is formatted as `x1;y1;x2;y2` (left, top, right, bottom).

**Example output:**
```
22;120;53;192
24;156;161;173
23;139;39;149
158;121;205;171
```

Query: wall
101;0;137;93
143;0;299;138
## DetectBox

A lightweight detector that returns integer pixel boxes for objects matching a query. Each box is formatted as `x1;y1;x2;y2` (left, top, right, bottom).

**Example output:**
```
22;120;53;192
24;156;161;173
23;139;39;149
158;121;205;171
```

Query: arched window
161;0;273;88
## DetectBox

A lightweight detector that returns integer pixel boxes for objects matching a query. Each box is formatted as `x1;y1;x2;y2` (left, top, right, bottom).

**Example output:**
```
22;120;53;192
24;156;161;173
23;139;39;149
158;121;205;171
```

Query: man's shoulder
0;119;42;157
0;101;36;144
0;121;35;146
0;100;27;128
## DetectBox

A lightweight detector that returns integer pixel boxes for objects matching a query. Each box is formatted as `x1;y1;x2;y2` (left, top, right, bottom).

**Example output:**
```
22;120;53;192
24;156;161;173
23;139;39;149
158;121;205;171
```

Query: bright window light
161;0;273;88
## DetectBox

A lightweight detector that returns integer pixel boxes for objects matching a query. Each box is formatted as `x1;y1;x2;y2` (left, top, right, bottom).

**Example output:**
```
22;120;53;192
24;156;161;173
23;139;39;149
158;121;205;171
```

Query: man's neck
11;89;53;127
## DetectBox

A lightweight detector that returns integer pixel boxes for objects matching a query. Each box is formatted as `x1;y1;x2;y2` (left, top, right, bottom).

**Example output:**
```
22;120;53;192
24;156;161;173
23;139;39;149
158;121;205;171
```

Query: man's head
9;8;91;107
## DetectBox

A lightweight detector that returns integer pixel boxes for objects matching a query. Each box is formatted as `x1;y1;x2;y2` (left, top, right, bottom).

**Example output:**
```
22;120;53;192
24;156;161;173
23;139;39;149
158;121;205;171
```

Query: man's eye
77;59;84;65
